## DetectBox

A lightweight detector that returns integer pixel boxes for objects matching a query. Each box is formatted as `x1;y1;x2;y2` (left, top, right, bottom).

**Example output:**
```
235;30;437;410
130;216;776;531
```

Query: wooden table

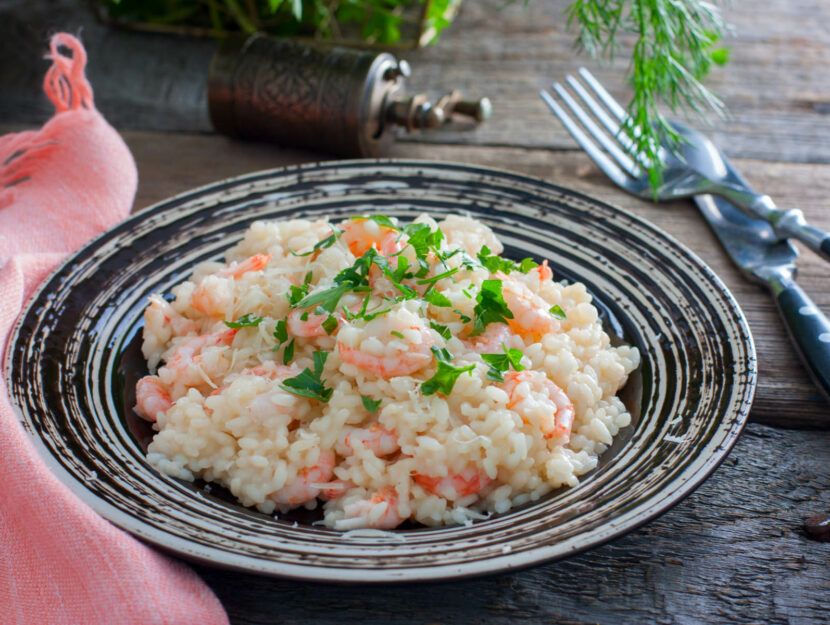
2;1;828;622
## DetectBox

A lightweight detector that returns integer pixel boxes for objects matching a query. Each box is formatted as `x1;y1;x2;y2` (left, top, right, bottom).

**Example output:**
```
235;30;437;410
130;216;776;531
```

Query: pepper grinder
208;34;491;157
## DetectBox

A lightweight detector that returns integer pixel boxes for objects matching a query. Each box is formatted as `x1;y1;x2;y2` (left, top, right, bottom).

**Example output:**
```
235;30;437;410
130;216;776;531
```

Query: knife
670;122;830;402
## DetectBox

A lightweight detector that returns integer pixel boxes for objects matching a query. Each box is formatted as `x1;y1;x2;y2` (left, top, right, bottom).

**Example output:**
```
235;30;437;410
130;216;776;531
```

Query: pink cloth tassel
0;34;229;625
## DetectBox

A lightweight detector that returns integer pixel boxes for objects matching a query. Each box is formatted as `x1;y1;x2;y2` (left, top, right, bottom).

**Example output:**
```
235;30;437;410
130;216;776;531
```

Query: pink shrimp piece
464;323;515;354
287;309;338;338
134;375;172;422
533;260;553;286
320;480;353;501
191;254;272;316
502;370;574;442
337;424;400;457
217;253;272;279
337;487;404;530
270;451;336;506
341;218;401;258
496;271;558;339
414;466;492;501
145;295;197;336
337;307;434;378
163;327;238;375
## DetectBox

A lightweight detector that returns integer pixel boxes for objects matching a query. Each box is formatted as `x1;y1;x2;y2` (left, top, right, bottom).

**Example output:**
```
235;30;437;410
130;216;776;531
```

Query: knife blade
670;122;830;402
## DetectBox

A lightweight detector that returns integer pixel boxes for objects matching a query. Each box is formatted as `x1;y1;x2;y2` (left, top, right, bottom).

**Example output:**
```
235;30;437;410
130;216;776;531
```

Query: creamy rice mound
136;214;639;529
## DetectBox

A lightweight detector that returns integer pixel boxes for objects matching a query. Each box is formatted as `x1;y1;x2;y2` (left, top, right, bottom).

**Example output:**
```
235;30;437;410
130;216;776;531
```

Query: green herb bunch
104;0;457;46
566;0;731;189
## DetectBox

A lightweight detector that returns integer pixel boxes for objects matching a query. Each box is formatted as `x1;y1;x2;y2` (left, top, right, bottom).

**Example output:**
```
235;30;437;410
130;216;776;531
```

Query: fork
540;68;830;262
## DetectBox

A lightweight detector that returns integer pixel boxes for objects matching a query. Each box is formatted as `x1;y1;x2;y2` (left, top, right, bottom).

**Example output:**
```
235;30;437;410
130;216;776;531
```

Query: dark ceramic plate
5;161;755;582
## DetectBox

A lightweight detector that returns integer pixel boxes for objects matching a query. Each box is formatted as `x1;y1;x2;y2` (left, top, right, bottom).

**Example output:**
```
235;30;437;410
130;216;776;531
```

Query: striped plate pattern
5;161;756;582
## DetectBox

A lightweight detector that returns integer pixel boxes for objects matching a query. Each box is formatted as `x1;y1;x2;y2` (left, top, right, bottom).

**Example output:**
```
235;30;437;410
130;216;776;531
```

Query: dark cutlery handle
774;278;830;402
822;235;830;261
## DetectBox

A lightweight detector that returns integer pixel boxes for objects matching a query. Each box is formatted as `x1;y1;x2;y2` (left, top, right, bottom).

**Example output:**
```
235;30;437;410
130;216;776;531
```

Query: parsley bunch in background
104;0;459;46
566;0;731;189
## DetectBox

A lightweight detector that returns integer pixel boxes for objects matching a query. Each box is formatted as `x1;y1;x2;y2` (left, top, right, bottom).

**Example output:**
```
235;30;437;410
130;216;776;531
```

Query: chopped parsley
424;289;452;307
481;344;526;382
282;339;295;365
224;313;263;328
421;347;475;396
477;246;538;275
429;321;451;340
453;309;472;323
390;330;405;339
353;215;399;230
280;350;332;402
470;279;514;336
361;395;382;414
322;314;339;335
289;226;342;257
287;283;311;306
549;305;567;320
273;319;288;344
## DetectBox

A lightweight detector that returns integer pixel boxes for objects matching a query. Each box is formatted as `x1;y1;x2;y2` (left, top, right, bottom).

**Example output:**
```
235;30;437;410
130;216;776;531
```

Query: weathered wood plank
190;423;830;625
3;0;830;164
119;131;830;426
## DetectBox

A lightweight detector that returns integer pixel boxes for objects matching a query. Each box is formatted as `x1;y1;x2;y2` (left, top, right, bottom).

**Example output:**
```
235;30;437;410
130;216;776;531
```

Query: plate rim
4;158;757;582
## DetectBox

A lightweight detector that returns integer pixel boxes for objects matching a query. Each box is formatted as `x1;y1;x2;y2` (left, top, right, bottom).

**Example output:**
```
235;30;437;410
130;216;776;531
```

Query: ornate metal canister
208;34;489;157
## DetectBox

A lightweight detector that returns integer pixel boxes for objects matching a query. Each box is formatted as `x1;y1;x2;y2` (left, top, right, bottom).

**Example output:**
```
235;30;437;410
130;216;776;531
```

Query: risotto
135;214;639;529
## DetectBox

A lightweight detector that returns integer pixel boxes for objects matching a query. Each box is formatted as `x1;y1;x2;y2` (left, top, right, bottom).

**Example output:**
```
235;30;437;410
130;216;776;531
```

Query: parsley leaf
282;338;295;365
273;318;288;344
416;266;459;287
477;246;538;275
279;350;332;402
287;283;310;306
471;279;513;336
224;313;263;328
429;321;451;340
453;309;472;323
480;344;525;382
424;289;452;307
289;226;342;257
361;395;382;414
322;314;339;335
549;305;567;320
421;346;475;396
353;215;399;230
390;330;405;339
294;283;350;313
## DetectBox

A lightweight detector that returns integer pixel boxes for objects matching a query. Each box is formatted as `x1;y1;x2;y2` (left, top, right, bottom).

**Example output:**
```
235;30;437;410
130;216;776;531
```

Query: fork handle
767;273;830;402
713;184;830;263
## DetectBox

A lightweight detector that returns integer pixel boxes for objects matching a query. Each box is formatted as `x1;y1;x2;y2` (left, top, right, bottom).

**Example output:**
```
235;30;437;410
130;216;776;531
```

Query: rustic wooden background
2;0;828;622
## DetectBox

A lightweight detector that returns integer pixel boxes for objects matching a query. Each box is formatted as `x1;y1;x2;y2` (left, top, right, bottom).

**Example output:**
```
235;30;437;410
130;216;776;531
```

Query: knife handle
715;185;830;263
769;274;830;402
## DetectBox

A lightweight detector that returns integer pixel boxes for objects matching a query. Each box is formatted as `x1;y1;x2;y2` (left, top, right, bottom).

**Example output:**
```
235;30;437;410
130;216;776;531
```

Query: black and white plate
5;161;756;582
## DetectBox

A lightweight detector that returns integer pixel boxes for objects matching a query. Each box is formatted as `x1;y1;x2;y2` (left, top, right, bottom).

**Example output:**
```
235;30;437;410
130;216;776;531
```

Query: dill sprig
566;0;731;192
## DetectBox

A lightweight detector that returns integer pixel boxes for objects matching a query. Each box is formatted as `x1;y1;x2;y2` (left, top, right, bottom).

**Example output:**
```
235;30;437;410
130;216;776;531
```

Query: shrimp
145;295;197;336
336;487;405;530
217;253;273;279
502;370;574;442
190;254;272;316
287;309;336;338
414;466;492;501
270;451;336;507
337;424;400;457
464;323;515;355
337;304;434;378
163;327;238;375
533;260;553;286
340;218;402;258
134;375;172;422
496;271;559;339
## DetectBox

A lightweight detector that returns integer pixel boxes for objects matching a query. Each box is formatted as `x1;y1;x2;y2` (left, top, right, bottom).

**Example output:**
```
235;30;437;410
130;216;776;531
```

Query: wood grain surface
2;0;829;622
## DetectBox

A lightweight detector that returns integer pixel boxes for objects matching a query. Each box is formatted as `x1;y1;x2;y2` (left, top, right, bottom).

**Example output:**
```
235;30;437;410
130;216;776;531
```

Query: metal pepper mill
208;34;491;157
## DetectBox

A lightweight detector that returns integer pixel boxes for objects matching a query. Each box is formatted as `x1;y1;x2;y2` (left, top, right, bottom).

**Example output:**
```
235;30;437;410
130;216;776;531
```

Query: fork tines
540;68;648;188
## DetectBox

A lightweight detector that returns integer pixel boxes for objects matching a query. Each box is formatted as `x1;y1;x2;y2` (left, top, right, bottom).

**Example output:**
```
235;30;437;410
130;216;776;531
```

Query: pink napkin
0;34;229;625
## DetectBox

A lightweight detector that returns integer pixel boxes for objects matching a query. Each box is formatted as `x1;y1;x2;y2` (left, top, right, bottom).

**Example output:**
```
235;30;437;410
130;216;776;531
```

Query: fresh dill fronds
565;0;731;193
